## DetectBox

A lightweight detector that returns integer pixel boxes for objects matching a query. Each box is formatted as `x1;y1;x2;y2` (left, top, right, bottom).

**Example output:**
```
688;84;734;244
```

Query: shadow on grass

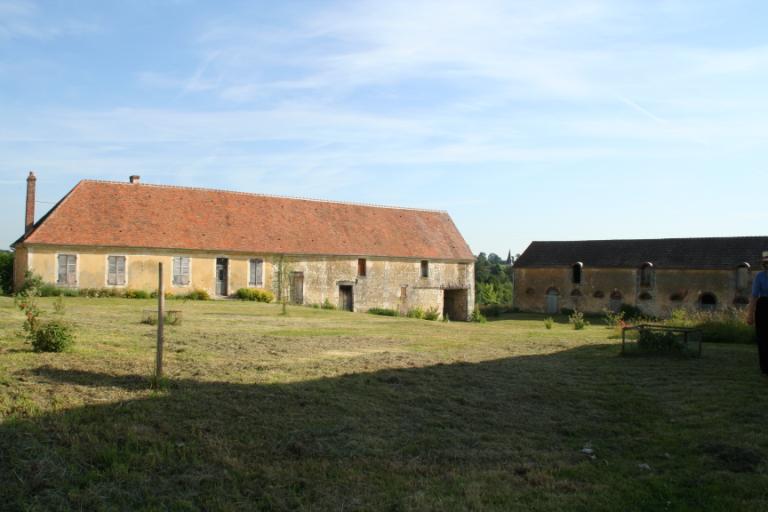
2;344;766;511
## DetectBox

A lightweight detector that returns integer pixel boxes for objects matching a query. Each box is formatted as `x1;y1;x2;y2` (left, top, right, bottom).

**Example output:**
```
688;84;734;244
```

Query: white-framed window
249;258;264;287
172;256;191;286
57;254;77;286
107;255;127;286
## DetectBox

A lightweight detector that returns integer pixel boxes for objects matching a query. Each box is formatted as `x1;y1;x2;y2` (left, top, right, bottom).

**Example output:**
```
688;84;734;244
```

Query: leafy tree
0;251;13;296
474;251;516;305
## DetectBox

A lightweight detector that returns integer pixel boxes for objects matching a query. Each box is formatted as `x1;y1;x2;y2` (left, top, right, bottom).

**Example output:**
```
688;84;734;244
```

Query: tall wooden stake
156;262;165;380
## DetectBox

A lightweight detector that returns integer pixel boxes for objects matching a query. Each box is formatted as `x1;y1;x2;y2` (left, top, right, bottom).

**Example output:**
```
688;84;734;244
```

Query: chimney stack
25;171;36;235
129;175;141;184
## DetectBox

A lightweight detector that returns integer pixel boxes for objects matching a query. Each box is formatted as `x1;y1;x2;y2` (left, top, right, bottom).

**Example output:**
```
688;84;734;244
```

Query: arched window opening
639;262;654;287
670;290;687;302
525;287;536;296
593;290;605;299
733;296;750;308
571;262;583;285
699;292;717;312
736;263;751;290
639;292;653;301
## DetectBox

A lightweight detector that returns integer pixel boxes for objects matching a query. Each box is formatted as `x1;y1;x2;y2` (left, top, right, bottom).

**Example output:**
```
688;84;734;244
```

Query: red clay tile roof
17;180;474;261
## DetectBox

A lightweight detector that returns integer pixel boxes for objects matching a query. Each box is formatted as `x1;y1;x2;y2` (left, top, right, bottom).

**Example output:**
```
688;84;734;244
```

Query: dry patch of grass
1;297;767;511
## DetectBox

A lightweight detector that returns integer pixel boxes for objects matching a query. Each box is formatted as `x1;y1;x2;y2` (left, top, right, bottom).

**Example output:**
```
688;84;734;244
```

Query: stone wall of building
19;245;475;319
513;266;753;317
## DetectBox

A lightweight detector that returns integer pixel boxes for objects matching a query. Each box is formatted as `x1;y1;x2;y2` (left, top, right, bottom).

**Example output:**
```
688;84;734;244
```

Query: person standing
747;251;768;374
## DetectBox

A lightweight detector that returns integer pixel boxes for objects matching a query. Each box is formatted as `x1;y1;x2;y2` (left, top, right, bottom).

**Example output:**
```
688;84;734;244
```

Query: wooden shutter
57;255;67;285
66;255;76;285
108;256;117;285
116;256;126;285
250;259;263;286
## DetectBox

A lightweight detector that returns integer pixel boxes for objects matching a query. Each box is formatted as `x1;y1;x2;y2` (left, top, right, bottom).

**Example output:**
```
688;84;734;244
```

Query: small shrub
53;296;66;315
603;309;625;328
423;306;441;321
18;271;43;295
141;310;182;326
470;309;487;323
32;320;75;353
180;289;211;301
544;317;554;330
321;298;336;310
150;290;175;300
637;329;686;354
368;308;398;317
0;251;13;295
569;310;589;330
619;304;645;321
125;289;150;299
15;289;42;337
235;288;274;302
406;307;425;319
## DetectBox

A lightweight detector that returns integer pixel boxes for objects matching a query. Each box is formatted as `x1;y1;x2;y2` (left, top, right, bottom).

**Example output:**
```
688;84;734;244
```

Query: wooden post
156;262;165;380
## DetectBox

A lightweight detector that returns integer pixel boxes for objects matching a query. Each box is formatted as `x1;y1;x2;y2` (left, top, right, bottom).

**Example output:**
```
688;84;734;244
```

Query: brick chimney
25;171;36;235
129;175;141;184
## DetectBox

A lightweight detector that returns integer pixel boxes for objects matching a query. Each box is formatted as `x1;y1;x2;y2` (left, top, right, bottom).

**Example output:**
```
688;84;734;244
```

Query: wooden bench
621;324;702;356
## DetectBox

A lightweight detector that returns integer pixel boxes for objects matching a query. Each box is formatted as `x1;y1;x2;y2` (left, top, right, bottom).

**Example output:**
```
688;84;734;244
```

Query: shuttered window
249;258;264;286
57;254;77;286
358;258;367;277
107;256;126;286
172;256;191;286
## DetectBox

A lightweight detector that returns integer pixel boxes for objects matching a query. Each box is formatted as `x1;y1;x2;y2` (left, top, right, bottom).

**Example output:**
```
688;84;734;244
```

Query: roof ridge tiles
80;179;449;215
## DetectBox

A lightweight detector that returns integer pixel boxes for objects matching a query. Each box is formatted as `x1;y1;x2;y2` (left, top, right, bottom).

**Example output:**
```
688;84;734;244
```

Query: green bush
603;309;625;328
368;307;398;317
544;317;554;330
321;298;336;310
0;251;13;295
180;289;211;301
699;318;754;344
124;289;151;299
666;308;753;344
569;310;589;330
470;309;487;323
637;329;686;354
18;271;43;295
619;304;645;321
406;307;425;319
32;320;75;353
235;288;274;302
423;306;441;321
141;310;182;326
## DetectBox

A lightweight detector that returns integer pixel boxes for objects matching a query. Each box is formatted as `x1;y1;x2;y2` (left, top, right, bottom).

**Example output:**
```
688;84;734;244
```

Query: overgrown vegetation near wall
0;251;13;296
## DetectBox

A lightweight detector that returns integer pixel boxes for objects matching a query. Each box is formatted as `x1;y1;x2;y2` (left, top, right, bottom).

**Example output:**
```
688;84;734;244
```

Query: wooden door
216;258;228;296
290;272;304;304
339;285;354;312
546;291;559;314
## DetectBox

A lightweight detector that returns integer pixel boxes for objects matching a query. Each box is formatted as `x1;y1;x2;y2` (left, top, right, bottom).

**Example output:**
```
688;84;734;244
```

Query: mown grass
1;297;767;511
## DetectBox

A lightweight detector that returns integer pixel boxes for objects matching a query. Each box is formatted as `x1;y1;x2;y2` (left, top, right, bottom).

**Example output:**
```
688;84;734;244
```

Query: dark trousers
756;297;768;374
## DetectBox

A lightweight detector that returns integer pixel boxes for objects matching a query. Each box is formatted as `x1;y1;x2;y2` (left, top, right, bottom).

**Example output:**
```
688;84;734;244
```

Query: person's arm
747;296;757;325
748;272;761;325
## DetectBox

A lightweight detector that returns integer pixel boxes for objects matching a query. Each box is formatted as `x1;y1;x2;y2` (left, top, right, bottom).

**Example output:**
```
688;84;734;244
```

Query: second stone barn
13;174;475;320
513;237;768;317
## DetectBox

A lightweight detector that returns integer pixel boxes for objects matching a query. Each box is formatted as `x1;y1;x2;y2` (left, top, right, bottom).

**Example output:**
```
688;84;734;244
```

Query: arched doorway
545;288;560;314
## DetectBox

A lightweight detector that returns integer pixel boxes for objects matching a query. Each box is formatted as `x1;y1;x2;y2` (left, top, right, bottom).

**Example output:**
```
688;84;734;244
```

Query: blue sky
1;1;767;257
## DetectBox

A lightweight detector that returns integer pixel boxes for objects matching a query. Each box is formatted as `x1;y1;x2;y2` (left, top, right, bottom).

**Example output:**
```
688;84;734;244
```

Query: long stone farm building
513;237;768;317
13;174;475;320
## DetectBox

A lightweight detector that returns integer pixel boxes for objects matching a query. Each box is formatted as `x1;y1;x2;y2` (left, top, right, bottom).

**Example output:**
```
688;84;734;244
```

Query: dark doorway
443;289;468;321
290;272;304;305
215;258;228;296
699;292;717;311
339;285;354;312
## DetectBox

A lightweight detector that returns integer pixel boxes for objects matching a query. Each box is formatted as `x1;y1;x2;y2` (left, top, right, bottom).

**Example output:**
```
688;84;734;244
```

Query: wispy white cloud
0;0;99;39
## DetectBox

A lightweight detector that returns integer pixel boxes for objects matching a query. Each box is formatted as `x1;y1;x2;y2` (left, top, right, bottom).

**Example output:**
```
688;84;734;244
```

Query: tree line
475;252;517;305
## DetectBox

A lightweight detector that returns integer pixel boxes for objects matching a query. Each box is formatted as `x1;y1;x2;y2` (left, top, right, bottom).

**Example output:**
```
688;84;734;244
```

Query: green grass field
1;297;767;511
